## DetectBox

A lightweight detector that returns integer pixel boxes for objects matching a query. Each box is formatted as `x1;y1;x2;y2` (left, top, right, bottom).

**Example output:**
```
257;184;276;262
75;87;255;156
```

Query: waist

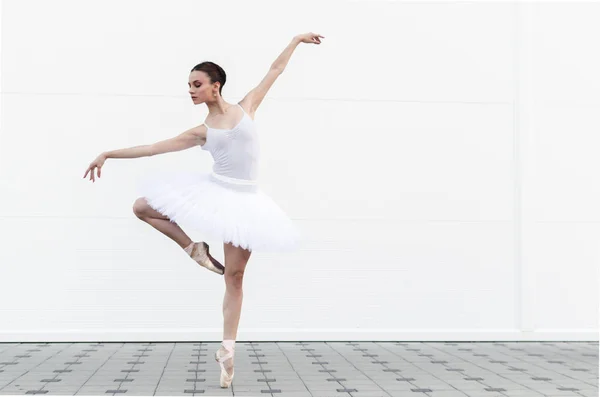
210;171;258;186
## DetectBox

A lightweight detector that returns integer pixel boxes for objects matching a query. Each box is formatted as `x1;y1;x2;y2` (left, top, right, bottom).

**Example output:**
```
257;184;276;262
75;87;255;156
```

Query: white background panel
520;2;600;335
525;104;600;222
0;217;515;331
1;0;513;102
527;221;599;330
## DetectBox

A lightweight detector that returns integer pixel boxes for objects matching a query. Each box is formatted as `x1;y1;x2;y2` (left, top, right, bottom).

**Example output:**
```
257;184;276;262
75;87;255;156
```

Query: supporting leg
215;242;252;387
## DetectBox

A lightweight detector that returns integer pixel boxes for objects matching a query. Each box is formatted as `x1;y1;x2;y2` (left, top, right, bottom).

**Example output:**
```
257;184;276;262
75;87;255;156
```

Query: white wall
515;2;599;336
0;0;597;342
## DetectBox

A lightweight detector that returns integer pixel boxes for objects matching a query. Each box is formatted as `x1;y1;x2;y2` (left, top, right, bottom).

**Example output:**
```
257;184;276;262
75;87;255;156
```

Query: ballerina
83;32;324;388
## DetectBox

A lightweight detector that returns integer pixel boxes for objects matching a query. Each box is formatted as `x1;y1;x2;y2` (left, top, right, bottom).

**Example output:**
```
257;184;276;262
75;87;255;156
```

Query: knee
132;197;149;219
225;271;245;290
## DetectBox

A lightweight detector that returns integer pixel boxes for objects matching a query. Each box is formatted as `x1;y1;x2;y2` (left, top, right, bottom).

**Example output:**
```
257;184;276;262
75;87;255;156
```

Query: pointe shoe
215;344;235;388
190;242;225;275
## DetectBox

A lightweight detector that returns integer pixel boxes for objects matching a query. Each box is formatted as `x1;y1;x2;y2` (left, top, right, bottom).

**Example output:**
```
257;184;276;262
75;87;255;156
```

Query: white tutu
138;170;299;252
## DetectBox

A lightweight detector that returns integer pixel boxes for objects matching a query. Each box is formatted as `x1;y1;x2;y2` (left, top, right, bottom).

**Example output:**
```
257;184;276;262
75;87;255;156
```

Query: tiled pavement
0;342;597;396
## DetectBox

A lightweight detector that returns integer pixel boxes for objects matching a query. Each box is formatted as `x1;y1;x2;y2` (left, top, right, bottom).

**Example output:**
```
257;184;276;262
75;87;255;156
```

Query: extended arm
271;36;302;71
84;125;206;182
104;125;206;159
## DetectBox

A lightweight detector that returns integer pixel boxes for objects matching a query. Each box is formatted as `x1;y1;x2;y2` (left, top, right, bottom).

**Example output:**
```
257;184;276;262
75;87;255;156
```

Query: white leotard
201;104;260;183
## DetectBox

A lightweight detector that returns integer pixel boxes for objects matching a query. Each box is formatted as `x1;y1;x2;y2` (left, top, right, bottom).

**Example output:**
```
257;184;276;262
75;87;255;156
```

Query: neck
206;98;233;115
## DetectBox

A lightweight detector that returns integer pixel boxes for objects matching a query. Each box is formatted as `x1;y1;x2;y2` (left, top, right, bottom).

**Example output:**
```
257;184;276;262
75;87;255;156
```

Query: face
188;70;218;104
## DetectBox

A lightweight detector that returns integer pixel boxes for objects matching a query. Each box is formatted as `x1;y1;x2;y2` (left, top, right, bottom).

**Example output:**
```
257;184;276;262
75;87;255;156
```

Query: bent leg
133;197;193;249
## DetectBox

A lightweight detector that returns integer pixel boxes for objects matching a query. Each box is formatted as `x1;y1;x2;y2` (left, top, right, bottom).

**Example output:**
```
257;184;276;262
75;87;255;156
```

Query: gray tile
0;342;597;396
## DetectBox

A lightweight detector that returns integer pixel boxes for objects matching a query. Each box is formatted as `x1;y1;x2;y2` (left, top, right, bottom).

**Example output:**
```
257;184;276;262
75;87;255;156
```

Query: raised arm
239;32;324;114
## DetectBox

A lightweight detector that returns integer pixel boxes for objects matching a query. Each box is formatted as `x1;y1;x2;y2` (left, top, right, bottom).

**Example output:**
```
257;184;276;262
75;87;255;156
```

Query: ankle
222;339;235;351
183;241;195;256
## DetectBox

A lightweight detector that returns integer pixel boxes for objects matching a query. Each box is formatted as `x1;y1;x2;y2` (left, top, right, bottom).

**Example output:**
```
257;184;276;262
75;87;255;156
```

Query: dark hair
191;61;226;96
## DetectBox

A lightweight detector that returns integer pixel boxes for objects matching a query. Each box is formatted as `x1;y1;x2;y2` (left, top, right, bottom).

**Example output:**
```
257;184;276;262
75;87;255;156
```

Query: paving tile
0;342;596;396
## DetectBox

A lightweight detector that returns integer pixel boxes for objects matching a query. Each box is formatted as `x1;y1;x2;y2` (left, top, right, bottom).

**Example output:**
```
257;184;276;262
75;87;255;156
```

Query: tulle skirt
138;170;299;252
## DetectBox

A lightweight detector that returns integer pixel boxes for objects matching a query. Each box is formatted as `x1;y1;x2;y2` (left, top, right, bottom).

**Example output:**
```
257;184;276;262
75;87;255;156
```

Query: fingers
300;32;324;44
84;166;93;181
312;34;324;44
85;165;95;182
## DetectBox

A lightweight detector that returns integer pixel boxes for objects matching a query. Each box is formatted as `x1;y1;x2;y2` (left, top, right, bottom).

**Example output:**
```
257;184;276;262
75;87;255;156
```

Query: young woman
83;32;324;388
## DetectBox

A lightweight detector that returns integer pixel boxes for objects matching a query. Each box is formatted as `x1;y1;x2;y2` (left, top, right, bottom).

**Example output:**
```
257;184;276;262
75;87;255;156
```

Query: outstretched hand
296;32;324;45
83;153;107;183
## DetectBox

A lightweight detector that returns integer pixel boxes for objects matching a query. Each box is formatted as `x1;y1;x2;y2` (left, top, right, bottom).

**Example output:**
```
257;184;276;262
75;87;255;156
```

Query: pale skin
83;32;324;377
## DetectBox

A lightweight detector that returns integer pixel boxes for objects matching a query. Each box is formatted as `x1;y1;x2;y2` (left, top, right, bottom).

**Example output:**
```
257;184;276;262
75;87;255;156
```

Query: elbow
147;144;158;157
148;139;185;157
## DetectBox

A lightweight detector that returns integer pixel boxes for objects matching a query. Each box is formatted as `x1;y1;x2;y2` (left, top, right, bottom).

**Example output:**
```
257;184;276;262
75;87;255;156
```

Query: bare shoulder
188;123;208;136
